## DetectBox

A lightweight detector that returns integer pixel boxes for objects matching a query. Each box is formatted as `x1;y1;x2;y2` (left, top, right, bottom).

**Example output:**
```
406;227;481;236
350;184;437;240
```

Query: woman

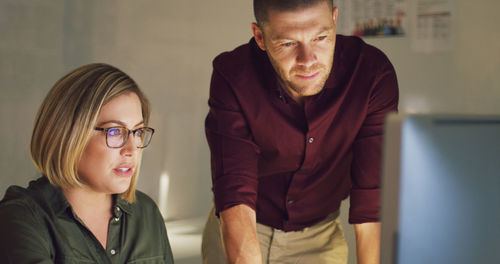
0;63;174;263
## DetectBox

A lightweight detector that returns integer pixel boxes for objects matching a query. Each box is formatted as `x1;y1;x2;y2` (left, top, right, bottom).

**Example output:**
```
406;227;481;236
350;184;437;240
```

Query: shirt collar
26;176;71;216
115;194;132;215
30;177;133;217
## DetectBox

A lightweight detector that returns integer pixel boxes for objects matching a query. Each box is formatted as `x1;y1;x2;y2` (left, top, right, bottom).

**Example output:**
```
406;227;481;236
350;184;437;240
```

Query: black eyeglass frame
94;126;155;149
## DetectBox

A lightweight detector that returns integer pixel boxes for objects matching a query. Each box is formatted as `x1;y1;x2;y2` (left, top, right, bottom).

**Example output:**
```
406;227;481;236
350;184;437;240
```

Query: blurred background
1;1;498;263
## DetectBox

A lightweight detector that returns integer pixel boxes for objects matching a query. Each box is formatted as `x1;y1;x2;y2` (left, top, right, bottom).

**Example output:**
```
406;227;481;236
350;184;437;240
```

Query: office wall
365;1;500;115
342;1;500;262
1;1;498;263
0;0;254;220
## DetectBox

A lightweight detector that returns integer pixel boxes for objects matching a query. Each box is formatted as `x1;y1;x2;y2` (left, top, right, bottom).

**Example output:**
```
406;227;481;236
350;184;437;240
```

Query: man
202;0;398;263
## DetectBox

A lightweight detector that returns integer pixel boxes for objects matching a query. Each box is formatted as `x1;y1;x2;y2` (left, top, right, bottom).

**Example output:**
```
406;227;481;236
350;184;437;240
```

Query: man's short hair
30;63;150;203
253;0;334;25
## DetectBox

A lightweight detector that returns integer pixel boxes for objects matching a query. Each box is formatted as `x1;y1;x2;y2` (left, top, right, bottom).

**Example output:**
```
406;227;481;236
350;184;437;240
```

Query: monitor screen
380;114;500;264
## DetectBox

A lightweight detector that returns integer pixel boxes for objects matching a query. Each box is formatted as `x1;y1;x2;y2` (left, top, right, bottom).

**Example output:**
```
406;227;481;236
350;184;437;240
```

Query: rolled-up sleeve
349;61;399;224
205;67;261;216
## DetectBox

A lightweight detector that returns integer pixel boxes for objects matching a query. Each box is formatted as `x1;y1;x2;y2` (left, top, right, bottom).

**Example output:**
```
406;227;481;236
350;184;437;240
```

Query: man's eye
317;35;327;41
281;42;294;47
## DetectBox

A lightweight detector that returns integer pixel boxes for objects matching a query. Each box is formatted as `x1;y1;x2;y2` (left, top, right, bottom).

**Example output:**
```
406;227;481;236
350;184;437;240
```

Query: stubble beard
268;54;333;98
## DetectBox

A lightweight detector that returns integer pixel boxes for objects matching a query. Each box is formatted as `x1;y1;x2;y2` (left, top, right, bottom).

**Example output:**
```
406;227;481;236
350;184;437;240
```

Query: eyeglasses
94;126;155;148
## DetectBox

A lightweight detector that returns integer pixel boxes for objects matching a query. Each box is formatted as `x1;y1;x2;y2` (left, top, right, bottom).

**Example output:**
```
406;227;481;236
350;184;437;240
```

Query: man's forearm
354;222;381;264
220;204;262;264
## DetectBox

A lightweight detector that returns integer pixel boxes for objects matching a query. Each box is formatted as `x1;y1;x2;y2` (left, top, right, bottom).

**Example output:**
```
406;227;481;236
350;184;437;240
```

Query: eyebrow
96;120;145;128
272;26;333;41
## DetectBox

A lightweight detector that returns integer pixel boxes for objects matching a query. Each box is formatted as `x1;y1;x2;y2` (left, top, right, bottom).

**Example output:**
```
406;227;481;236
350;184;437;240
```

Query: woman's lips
114;166;134;177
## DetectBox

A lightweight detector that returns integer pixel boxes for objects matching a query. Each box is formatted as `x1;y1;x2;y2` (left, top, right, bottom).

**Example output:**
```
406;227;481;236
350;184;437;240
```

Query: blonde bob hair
30;63;150;203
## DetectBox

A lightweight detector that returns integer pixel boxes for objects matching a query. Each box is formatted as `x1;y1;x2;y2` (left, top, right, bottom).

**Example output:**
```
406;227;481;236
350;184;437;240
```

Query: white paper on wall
336;0;408;38
411;0;455;53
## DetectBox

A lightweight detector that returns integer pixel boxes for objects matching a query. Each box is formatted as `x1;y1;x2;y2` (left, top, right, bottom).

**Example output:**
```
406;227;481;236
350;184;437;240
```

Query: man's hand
354;222;381;264
220;204;262;264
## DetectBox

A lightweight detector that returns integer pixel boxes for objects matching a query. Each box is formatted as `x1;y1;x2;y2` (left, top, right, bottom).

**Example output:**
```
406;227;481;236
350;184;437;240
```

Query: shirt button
308;137;314;143
114;217;120;222
110;249;116;255
287;199;295;204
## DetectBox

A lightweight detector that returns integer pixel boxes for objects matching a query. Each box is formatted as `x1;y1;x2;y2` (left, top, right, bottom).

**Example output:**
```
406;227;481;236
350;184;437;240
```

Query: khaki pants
201;205;348;264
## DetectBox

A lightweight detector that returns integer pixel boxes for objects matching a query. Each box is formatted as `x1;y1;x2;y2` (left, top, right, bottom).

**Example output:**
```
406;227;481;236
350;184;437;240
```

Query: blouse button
308;137;314;143
110;249;116;255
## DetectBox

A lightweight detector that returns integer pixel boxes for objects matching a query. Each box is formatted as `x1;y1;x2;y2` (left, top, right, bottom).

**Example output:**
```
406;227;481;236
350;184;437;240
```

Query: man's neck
280;82;306;107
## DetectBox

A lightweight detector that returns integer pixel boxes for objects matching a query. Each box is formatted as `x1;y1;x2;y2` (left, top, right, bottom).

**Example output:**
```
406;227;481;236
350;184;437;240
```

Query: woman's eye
107;128;122;137
134;129;145;137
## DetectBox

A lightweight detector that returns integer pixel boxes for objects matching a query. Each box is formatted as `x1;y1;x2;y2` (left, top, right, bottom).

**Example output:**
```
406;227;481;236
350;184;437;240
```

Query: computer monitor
380;114;500;264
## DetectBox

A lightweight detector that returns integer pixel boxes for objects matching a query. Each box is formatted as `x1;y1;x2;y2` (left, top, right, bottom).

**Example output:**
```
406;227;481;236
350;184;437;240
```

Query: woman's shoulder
128;190;163;217
0;178;47;214
0;187;38;218
0;179;54;261
0;188;46;237
134;190;157;206
1;177;63;214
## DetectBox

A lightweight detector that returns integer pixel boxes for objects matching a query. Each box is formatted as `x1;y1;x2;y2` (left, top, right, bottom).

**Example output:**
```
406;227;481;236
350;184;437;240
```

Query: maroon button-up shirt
205;35;398;231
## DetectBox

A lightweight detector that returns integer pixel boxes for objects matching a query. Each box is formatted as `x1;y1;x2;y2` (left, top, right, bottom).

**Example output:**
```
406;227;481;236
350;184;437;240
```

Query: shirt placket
106;205;123;264
284;100;318;229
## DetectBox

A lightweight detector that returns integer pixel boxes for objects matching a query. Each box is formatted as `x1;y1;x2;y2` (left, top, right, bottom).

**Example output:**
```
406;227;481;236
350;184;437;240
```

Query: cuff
213;175;258;216
349;188;380;224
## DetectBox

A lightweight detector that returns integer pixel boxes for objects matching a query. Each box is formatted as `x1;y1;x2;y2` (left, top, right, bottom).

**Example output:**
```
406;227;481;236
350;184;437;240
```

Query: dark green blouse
0;177;174;264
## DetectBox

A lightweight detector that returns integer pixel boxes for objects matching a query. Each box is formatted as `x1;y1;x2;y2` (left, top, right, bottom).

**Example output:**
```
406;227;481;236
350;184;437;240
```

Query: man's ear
251;23;266;51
